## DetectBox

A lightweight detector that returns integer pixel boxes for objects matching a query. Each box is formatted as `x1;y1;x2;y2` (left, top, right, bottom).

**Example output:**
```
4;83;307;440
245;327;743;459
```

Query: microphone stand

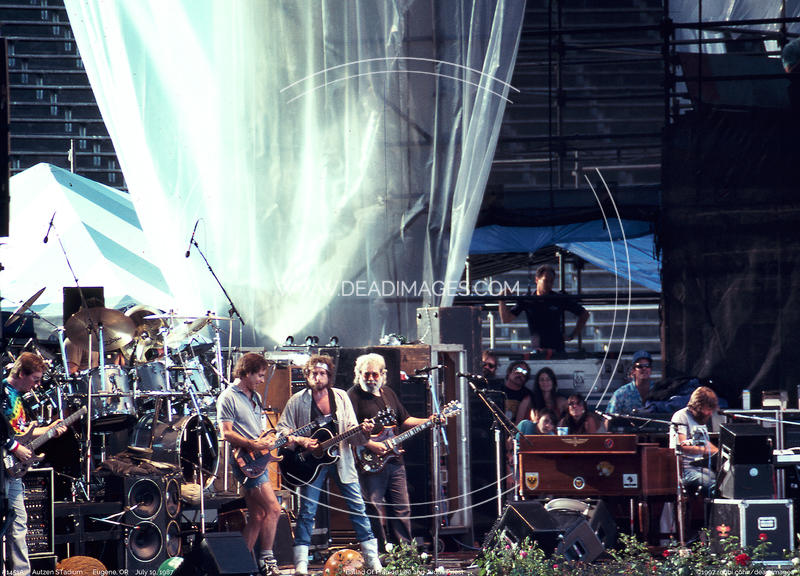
419;369;447;568
182;368;217;534
188;235;241;487
463;378;531;512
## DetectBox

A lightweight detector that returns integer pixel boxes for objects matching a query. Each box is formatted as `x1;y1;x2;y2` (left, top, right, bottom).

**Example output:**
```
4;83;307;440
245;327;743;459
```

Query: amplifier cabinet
23;467;55;556
710;499;794;560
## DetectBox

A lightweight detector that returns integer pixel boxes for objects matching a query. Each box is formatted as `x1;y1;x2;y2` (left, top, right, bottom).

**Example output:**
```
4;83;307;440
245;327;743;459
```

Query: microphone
595;410;614;422
414;364;443;375
456;372;488;385
43;212;55;243
185;219;199;258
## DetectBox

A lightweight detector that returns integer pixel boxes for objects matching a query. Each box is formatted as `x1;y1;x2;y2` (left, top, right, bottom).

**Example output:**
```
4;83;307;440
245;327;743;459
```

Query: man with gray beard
347;353;438;550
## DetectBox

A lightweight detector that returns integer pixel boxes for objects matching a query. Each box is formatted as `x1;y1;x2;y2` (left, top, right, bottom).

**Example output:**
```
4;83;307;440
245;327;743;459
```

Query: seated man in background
607;350;653;416
670;386;720;496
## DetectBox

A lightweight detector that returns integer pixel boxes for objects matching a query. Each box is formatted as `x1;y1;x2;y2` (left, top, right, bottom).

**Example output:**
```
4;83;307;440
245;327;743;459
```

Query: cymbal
143;313;228;321
4;287;46;327
64;307;135;352
125;305;166;340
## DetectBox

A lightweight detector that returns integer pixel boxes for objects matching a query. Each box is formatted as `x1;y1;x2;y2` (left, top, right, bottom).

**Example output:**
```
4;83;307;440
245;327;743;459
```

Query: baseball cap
632;350;652;364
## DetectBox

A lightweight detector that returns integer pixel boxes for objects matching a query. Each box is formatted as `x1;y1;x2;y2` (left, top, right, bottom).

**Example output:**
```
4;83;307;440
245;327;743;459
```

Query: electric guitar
354;400;462;474
234;414;333;479
3;406;88;478
279;413;394;488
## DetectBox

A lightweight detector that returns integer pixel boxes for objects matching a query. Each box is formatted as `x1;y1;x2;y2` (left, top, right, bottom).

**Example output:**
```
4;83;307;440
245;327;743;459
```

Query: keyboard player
669;386;720;496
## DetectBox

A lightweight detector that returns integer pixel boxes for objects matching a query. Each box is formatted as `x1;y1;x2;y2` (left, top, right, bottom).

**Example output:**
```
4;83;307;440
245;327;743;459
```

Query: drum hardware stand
183;373;216;534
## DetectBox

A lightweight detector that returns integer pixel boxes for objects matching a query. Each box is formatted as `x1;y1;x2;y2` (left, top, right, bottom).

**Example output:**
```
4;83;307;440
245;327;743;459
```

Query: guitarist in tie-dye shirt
1;352;67;576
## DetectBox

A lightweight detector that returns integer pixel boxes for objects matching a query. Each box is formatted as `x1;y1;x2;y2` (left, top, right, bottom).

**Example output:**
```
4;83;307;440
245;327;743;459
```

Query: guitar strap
311;388;338;434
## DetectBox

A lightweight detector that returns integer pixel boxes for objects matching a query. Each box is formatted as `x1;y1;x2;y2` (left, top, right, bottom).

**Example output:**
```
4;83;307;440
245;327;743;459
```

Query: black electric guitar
279;413;394;488
234;414;333;479
3;406;88;479
354;400;462;474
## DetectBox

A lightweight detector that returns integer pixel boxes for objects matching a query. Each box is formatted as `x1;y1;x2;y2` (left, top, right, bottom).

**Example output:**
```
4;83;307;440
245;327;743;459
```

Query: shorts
232;465;271;490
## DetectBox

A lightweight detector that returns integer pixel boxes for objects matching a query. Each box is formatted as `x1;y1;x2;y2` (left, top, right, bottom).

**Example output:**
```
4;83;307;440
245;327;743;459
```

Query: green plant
381;540;430;575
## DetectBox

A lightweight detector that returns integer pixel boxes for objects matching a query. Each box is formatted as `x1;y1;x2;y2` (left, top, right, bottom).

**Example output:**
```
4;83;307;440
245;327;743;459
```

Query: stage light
305;335;317;346
284;335;294;346
327;336;339;347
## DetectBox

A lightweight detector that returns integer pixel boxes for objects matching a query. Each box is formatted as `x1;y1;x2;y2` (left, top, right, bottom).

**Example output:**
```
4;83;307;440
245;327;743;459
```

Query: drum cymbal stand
183;374;216;534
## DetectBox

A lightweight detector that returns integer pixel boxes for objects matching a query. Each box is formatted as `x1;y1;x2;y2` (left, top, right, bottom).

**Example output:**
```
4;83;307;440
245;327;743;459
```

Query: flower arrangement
473;528;773;576
381;540;431;575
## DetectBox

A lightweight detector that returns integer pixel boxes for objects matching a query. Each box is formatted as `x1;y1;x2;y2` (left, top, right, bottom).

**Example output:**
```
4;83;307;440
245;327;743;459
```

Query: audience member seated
607;350;653;416
515;367;565;423
481;349;504;389
494;360;532;423
518;408;558;435
559;393;604;434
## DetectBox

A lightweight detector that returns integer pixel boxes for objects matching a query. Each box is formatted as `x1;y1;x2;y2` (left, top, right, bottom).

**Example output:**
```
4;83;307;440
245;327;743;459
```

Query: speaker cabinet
545;498;617;549
106;473;181;571
175;532;259;576
720;423;773;466
484;501;605;563
718;463;774;499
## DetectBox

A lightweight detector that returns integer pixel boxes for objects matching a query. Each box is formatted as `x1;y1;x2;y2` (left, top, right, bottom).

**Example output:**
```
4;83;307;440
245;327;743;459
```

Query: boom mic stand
458;375;531;512
187;232;241;488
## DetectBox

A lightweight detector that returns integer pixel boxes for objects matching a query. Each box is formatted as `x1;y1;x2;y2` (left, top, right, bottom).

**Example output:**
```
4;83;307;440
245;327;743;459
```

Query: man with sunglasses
607;350;653;416
347;353;439;551
481;350;503;388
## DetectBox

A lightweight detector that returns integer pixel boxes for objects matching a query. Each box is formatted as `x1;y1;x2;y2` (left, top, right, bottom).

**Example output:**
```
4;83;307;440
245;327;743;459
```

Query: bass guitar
3;406;88;479
279;413;393;488
234;414;333;479
354;400;462;474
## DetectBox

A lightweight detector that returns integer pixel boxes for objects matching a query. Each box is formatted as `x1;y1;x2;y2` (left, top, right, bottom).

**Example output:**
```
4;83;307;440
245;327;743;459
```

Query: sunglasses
362;371;383;379
513;367;529;375
633;363;652;370
482;362;496;369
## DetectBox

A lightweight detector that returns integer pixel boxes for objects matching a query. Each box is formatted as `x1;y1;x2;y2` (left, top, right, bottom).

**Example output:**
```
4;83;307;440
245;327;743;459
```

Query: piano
518;434;677;498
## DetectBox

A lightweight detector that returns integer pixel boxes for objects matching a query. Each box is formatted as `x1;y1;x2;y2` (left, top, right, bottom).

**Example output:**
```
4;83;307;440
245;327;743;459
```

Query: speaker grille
129;521;163;562
128;478;163;519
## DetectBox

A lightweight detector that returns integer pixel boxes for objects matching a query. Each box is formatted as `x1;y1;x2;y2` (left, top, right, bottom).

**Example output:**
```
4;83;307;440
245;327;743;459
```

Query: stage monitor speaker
416;306;481;372
62;286;104;324
718;463;774;499
483;501;604;563
719;423;773;466
545;498;617;549
200;532;259;576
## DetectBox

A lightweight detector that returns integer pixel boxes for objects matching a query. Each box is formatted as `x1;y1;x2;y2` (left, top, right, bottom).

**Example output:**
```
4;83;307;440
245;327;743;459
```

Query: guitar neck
274;418;324;450
320;424;364;451
25;407;86;451
391;420;434;446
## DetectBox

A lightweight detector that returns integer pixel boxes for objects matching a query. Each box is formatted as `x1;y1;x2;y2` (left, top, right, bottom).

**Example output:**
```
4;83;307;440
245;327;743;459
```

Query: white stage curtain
64;0;523;346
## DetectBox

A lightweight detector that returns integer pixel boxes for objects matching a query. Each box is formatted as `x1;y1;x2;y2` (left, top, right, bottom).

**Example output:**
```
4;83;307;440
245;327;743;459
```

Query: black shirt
347;385;411;464
511;294;587;352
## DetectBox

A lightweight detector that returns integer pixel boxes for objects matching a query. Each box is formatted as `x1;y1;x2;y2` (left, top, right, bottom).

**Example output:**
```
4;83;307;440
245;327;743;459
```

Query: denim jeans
293;464;374;546
683;466;716;497
360;460;412;545
5;477;29;576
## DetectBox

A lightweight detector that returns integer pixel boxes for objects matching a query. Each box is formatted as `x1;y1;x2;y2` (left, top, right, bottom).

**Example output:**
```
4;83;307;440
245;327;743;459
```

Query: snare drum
130;413;219;487
73;365;136;431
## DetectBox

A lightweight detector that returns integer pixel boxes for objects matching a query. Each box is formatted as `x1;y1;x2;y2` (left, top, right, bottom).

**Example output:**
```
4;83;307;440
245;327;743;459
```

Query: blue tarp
469;220;660;291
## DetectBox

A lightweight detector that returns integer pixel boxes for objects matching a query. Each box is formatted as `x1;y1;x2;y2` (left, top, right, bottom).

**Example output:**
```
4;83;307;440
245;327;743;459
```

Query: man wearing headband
347;353;439;551
2;352;68;576
499;360;533;423
217;352;282;576
277;355;381;575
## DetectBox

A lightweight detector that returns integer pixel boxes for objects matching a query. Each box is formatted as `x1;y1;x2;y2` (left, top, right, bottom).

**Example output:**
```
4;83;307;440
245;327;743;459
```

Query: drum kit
5;292;229;500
